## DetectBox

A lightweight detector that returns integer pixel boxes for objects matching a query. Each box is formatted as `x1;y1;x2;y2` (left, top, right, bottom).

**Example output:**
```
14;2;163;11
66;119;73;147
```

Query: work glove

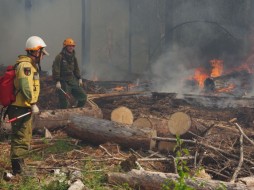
56;81;61;89
31;104;39;114
78;79;83;86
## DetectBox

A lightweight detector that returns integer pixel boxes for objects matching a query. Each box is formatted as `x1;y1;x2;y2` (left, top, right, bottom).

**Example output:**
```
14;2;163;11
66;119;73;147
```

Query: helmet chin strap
27;49;43;72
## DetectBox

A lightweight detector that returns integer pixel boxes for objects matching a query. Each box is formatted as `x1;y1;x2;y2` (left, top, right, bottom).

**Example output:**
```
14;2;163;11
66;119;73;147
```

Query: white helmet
25;36;49;55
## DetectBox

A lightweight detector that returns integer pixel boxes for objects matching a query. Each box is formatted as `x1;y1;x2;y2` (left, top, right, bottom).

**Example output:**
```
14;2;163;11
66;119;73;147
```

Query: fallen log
238;176;254;189
33;106;103;131
1;106;103;135
64;115;157;150
87;91;148;100
107;169;249;190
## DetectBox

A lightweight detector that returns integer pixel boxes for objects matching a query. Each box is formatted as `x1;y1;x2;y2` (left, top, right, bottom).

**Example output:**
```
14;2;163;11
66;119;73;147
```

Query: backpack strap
13;63;21;96
58;53;63;80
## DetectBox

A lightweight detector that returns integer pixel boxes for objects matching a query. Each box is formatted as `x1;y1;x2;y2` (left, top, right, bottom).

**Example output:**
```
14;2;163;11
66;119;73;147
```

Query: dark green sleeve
73;57;81;79
52;54;62;81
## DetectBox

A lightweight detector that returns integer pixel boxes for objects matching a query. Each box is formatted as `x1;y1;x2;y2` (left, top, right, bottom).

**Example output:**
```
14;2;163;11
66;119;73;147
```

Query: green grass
44;140;76;154
0;138;135;190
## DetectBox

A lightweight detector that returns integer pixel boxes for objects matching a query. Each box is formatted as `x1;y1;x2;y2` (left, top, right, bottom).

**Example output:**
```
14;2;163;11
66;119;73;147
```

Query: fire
190;58;244;94
112;83;138;92
210;59;223;77
216;83;236;93
193;67;209;88
191;59;224;88
113;86;125;91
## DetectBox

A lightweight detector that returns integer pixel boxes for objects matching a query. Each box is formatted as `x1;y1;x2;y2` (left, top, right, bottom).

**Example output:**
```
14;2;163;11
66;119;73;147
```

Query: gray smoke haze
150;45;201;94
0;0;82;73
0;0;253;95
83;0;130;81
149;0;254;95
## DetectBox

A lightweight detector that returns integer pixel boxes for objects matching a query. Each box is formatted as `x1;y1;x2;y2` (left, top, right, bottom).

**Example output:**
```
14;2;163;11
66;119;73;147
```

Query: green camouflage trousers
7;105;32;159
57;79;87;109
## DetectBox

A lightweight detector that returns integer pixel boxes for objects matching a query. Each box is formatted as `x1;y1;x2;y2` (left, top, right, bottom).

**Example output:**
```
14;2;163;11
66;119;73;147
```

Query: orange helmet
63;38;76;47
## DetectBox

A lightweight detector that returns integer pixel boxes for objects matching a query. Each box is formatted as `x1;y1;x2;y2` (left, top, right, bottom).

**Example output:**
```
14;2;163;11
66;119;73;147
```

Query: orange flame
216;83;236;93
193;68;209;88
191;59;224;89
210;59;223;77
113;86;125;91
112;83;138;92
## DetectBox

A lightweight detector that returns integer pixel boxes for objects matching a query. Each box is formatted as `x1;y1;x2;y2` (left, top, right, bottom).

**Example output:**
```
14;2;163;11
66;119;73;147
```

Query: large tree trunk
64;115;157;150
1;106;103;135
33;106;103;131
107;169;250;190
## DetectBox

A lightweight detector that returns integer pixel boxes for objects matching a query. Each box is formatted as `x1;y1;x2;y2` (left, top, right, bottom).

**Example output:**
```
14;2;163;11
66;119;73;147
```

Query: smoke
83;0;130;81
0;0;82;72
0;0;253;88
183;95;252;109
148;0;254;95
149;44;201;94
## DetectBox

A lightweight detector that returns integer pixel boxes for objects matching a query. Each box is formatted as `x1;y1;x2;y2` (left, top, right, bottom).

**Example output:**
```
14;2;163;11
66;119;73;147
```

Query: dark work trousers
7;105;32;174
57;79;87;109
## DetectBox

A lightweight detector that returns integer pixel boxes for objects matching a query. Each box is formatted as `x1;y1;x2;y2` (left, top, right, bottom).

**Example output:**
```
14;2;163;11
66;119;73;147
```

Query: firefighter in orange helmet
52;38;87;109
7;36;49;175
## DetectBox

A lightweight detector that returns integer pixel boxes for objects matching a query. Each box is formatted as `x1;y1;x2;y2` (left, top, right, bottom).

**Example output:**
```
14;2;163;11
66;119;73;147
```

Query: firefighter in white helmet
6;36;49;175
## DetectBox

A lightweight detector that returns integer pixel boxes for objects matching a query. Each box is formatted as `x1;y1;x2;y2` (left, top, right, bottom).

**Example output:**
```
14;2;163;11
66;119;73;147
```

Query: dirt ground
1;75;254;188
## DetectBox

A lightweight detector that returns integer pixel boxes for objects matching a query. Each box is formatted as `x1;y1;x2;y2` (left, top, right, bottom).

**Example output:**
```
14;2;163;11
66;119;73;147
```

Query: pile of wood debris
1;67;254;189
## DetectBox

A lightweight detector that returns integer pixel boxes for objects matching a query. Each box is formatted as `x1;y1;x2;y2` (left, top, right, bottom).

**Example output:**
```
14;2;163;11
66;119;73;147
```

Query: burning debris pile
185;59;254;97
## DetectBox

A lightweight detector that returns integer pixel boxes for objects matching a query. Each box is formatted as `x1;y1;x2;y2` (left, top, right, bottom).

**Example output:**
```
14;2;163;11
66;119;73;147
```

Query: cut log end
168;112;191;135
111;106;134;125
133;116;170;137
133;117;153;129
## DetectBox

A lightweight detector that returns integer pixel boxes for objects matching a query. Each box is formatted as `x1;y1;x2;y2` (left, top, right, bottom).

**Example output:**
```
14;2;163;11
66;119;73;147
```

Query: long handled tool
59;88;71;100
5;111;32;123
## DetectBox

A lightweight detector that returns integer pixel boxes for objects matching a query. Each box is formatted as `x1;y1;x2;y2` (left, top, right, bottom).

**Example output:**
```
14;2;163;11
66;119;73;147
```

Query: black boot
11;159;24;175
77;100;85;107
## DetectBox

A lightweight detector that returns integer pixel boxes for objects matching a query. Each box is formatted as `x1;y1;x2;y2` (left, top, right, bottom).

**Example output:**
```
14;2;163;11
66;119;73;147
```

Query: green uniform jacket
12;55;40;107
52;52;81;82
